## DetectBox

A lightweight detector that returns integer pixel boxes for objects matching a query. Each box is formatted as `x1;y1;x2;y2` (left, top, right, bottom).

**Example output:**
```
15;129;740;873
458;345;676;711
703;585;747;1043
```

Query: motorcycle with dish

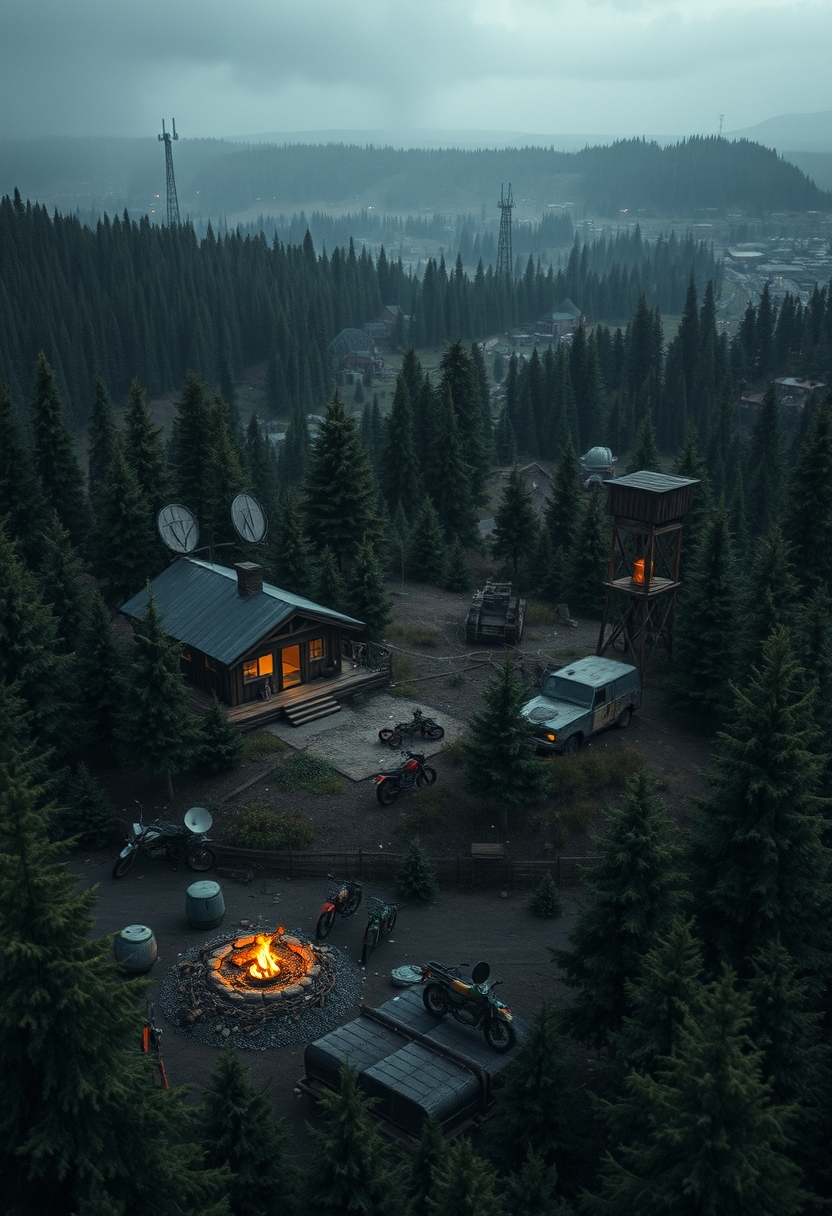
378;708;445;749
112;804;216;878
374;751;437;805
419;960;516;1052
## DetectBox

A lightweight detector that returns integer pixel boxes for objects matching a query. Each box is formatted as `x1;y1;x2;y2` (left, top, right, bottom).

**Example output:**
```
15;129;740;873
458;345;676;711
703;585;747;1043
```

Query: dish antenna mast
157;495;267;562
158;118;181;226
496;183;514;279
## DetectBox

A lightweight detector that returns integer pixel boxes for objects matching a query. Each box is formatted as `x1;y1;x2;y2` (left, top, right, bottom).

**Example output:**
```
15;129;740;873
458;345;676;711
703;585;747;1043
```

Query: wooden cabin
120;559;389;726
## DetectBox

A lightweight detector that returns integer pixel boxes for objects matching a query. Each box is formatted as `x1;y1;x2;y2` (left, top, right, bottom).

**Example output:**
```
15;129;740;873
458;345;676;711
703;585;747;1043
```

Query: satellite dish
231;493;267;543
184;806;213;834
157;504;199;555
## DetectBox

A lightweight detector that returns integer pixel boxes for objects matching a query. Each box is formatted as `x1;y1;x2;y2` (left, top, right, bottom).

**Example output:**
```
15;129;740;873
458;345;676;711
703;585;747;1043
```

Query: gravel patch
158;928;364;1051
265;694;464;781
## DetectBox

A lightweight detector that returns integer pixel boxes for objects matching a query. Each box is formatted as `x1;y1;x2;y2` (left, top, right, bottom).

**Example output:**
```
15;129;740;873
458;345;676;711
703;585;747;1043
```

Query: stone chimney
235;562;263;598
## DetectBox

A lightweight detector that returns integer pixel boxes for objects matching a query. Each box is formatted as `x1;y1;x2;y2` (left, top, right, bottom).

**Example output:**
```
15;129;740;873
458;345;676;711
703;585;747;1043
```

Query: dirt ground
81;581;716;1151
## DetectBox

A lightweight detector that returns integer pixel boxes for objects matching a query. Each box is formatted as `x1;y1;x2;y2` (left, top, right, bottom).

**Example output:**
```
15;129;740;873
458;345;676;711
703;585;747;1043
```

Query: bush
272;750;343;794
57;762;116;847
224;803;314;850
395;836;439;903
242;732;288;761
198;695;244;774
395;786;448;836
440;737;466;766
543;746;644;800
529;871;563;918
524;600;559;627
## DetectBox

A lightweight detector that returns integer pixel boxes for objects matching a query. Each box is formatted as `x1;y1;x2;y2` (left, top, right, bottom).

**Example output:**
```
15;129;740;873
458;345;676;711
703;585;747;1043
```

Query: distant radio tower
719;114;725;137
496;183;514;279
158;118;181;226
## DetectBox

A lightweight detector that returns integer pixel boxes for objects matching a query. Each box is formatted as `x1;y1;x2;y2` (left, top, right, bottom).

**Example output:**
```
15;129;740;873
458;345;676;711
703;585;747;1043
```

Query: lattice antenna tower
158;118;181;226
496;183;514;279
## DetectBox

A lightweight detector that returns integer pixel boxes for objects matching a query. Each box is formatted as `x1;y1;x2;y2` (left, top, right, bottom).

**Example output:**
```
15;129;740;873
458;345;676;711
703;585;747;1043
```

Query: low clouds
1;0;830;139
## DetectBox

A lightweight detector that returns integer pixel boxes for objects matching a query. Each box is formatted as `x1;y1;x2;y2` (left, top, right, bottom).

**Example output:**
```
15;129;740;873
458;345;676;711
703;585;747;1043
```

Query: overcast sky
1;0;830;143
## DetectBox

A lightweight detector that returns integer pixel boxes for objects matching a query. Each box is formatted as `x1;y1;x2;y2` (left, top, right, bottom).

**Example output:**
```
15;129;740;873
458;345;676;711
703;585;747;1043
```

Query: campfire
176;926;337;1032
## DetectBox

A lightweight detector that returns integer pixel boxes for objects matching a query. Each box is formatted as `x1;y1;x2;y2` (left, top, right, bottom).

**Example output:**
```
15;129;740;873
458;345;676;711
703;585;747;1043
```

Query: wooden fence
214;844;592;890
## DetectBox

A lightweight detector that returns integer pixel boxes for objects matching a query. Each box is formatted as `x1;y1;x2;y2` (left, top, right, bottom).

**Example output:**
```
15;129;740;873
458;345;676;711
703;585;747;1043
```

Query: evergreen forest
4;170;832;1212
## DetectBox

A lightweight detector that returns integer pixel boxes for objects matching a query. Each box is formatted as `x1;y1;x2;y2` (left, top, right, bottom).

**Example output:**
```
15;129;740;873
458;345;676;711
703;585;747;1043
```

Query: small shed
120;558;365;709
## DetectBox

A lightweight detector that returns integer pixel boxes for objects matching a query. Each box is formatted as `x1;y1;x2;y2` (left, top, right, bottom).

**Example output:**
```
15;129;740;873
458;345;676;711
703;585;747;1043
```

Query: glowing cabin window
243;654;274;682
309;638;325;661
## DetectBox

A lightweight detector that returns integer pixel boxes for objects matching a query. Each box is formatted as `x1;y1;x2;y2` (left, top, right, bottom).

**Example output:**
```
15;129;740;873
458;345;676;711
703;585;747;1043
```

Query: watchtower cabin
596;471;699;671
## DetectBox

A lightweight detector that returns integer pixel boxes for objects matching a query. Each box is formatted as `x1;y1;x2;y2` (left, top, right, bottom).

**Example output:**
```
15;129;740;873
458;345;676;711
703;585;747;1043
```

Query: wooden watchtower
596;471;699;671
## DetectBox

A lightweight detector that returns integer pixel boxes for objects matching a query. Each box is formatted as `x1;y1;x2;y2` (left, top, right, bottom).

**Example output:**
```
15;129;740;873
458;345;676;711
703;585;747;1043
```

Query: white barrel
113;924;158;974
186;880;225;929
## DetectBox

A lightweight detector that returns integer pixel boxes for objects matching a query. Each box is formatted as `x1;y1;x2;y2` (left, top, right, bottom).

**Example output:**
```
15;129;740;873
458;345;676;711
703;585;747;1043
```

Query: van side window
595;685;608;707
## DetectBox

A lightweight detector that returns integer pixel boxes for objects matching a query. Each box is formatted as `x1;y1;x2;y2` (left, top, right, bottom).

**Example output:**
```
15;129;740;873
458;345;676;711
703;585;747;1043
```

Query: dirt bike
374;751;437;805
315;872;363;939
360;895;398;965
420;960;516;1053
378;708;445;749
112;804;215;878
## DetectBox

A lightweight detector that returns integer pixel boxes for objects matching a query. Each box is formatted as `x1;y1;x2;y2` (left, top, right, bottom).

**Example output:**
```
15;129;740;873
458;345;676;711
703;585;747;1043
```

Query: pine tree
395;836;438;904
0;753;226;1215
747;381;784;540
169;371;213;525
117;585;201;798
429;1138;504;1216
529;870;563;918
611;915;704;1076
0;375;47;567
688;626;832;977
487;1002;587;1194
304;1064;403;1216
303;395;379;572
670;423;711;584
37;512;92;654
670;499;739;726
267;489;313;596
244;413;280;523
627;410;660;473
552;769;680;1047
198;695;244;776
586;971;806;1216
379;375;421;516
783;392;832;593
202;396;249;553
442;537;471;593
29;352;90;548
502;1148;572;1216
438;339;489;503
314;545;347;613
427;385;479;547
567;484;608;617
346;537;391;641
201;1046;297;1216
56;762;116;848
739;526;799;668
491;464;538;581
462;656;547;832
123;377;170;516
407;496;447;585
76;591;127;758
85;375;116;513
0;522;78;762
405;1117;448;1216
544;434;583;558
93;431;157;607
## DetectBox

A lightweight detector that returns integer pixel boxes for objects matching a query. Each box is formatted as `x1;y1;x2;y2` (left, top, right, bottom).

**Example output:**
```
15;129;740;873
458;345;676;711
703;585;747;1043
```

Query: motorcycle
420;960;516;1052
112;803;216;879
374;751;437;805
378;708;445;749
315;871;363;939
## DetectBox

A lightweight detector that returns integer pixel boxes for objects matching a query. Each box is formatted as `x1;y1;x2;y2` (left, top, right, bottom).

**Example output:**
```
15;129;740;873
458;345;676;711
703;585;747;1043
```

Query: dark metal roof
119;558;363;666
604;471;699;493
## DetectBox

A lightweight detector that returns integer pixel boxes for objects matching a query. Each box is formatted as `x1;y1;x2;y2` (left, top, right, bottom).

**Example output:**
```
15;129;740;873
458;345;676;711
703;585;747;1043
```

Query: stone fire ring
157;927;363;1051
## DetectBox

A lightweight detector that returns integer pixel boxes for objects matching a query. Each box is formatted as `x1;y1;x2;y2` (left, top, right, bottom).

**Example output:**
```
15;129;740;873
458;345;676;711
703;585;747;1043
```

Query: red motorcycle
374;751;437;805
315;872;363;940
378;708;445;749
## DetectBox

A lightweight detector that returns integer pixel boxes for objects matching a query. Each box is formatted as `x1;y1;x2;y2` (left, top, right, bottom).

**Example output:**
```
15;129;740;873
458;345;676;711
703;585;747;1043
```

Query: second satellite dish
184;806;213;834
157;504;199;554
231;493;267;543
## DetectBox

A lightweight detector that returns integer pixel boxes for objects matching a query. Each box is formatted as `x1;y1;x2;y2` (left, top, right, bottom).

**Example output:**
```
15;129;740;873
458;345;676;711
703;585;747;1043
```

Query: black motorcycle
420;960;516;1052
112;804;216;878
374;751;437;805
378;708;445;749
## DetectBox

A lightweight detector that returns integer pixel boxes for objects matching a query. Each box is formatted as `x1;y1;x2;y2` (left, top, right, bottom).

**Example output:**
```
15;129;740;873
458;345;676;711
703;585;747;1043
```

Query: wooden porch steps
283;691;342;727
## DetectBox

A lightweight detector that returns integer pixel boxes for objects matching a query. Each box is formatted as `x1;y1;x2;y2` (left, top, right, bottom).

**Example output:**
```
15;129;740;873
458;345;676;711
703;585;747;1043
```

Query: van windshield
541;675;594;707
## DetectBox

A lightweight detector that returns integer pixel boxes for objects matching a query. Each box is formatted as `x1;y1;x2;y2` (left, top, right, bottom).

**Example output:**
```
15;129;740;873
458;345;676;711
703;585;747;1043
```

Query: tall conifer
29;352;90;548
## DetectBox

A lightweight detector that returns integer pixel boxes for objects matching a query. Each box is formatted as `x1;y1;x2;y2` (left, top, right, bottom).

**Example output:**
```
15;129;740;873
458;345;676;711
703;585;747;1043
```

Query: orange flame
248;934;281;981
